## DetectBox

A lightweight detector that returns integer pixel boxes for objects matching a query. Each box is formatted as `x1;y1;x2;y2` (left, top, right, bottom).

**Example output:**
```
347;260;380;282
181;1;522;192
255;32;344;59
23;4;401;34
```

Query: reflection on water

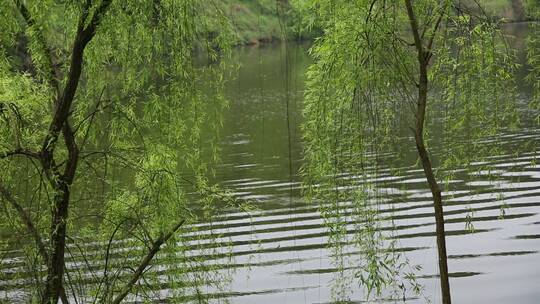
2;25;540;303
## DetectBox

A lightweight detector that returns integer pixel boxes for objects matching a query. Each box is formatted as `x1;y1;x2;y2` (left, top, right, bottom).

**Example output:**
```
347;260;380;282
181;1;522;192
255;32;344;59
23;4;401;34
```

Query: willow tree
527;1;540;106
0;1;234;303
295;0;518;303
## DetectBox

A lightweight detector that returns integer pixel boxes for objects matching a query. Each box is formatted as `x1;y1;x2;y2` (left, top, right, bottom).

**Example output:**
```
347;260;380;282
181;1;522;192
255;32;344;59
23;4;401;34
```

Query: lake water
1;24;539;303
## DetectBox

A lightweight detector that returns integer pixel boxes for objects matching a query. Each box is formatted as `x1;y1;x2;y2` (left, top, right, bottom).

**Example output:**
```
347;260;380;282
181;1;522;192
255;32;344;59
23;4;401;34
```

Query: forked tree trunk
37;1;112;301
10;0;167;303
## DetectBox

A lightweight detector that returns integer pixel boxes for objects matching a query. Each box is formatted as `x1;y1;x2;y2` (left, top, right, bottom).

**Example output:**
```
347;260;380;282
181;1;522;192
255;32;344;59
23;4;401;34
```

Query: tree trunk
403;1;451;302
42;183;71;304
414;62;452;304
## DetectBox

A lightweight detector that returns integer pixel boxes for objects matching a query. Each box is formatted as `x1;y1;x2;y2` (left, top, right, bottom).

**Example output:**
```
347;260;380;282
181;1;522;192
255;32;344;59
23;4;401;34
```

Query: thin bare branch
110;220;185;304
0;180;48;260
0;148;40;160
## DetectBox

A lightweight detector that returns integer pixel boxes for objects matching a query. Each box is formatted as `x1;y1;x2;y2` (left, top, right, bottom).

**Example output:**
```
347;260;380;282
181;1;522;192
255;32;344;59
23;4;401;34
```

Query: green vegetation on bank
223;0;313;45
475;0;537;21
223;0;283;44
227;0;536;46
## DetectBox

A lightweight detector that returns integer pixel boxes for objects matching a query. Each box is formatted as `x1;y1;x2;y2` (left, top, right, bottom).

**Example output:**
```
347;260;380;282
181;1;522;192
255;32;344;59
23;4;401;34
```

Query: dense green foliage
526;0;540;19
223;0;284;44
526;3;540;109
294;0;520;301
214;0;310;45
0;1;238;302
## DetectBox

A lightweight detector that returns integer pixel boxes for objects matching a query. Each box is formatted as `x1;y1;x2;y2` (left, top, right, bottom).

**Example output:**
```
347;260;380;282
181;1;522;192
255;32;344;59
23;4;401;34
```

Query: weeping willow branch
13;0;61;96
0;181;48;261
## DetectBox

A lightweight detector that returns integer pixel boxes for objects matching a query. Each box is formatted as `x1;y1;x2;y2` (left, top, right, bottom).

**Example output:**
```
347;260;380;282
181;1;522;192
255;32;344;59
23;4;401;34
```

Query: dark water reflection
1;25;540;303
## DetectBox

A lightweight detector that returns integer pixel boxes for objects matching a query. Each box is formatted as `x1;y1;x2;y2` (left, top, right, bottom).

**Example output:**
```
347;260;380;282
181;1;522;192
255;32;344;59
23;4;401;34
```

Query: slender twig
110;220;185;304
0;148;40;160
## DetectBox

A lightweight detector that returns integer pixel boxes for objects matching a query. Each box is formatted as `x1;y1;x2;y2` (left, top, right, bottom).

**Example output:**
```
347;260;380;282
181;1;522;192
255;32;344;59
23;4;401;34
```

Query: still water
1;24;540;303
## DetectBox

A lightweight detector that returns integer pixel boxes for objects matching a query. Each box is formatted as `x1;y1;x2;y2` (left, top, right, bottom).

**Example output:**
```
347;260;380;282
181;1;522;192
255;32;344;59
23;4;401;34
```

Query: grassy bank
223;0;287;45
222;0;317;46
475;0;538;22
224;0;537;47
